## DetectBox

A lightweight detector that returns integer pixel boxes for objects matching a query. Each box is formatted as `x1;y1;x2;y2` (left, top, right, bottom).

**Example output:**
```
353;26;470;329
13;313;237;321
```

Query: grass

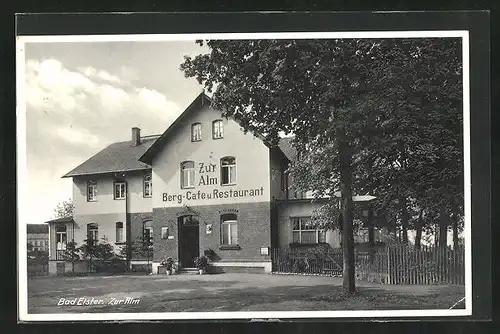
27;273;465;313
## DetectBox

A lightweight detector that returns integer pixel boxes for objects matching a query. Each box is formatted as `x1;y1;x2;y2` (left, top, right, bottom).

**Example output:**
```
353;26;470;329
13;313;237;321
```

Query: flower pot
166;269;172;276
199;269;205;275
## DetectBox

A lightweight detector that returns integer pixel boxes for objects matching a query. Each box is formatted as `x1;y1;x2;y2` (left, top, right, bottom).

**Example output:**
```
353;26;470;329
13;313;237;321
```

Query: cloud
23;58;182;225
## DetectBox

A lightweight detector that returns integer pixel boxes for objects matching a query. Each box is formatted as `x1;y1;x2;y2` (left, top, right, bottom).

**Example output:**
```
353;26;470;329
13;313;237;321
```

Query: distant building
45;93;386;275
27;224;49;252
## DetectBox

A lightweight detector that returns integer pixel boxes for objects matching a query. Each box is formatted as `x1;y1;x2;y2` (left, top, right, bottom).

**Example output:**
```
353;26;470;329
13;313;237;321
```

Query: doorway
178;215;200;268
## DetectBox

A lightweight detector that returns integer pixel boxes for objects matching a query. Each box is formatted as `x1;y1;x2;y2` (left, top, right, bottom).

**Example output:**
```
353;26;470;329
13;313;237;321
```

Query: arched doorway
178;215;200;268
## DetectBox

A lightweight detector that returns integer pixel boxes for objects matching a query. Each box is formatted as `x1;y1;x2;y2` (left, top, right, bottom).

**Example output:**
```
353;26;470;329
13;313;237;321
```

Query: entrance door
178;215;200;268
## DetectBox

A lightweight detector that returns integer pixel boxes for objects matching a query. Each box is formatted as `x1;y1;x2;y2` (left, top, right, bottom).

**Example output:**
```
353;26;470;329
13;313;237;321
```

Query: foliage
181;37;463;291
160;257;175;270
194;255;209;270
61;241;80;261
53;199;74;219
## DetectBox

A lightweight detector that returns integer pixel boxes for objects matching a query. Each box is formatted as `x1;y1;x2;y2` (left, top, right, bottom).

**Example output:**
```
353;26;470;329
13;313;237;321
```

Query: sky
22;41;209;225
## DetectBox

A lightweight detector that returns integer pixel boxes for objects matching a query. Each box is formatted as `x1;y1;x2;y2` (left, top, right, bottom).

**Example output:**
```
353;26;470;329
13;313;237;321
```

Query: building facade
27;224;49;252
46;93;384;275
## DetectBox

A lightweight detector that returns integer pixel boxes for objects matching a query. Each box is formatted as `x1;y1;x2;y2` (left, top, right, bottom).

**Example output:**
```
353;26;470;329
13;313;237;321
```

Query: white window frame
87;223;98;245
56;225;67;250
116;222;124;243
291;217;326;244
191;122;202;141
143;174;152;197
87;180;97;202
212;120;224;139
144;226;154;248
181;161;195;189
221;156;236;185
114;182;126;200
221;214;238;245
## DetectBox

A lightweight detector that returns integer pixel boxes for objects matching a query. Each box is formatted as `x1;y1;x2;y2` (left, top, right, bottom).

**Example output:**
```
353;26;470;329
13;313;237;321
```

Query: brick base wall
152;202;272;265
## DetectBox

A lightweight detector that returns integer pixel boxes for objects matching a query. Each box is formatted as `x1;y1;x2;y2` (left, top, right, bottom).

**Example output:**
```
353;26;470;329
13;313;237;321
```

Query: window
143;221;153;248
116;222;124;243
114;182;126;199
87;223;98;245
191;122;202;141
143;174;152;197
161;227;169;239
281;170;288;191
56;225;67;250
180;161;195;188
292;217;326;244
221;156;236;185
87;180;97;202
212;120;224;139
221;214;238;245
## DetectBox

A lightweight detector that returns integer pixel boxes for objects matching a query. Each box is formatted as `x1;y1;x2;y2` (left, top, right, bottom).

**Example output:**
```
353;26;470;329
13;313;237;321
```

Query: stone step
177;268;201;275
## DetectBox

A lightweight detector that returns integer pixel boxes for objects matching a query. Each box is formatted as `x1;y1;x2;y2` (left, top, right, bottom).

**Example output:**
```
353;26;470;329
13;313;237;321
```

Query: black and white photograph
15;12;490;322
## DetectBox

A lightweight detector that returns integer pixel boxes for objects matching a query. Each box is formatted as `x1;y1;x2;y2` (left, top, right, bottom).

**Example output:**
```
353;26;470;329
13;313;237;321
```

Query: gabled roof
139;92;289;165
27;224;49;234
277;136;297;162
62;135;160;178
44;217;75;225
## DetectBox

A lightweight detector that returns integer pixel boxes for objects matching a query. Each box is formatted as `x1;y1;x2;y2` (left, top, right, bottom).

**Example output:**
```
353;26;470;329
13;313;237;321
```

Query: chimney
131;127;141;146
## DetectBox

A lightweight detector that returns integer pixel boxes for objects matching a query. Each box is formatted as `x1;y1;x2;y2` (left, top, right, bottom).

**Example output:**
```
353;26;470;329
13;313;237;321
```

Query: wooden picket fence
272;244;465;285
272;247;344;276
383;244;464;285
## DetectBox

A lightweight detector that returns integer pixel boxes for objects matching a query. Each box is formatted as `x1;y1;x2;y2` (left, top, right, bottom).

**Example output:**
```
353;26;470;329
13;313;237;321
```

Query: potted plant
194;255;209;275
160;257;175;275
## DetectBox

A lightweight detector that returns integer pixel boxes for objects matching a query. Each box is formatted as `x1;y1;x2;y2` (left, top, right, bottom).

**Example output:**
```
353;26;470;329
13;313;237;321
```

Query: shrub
194;255;209;270
160;257;175;270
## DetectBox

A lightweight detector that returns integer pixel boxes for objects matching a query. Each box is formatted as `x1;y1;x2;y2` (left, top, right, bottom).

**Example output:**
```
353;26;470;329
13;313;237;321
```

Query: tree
77;237;119;273
118;228;154;273
181;37;463;293
53;199;74;219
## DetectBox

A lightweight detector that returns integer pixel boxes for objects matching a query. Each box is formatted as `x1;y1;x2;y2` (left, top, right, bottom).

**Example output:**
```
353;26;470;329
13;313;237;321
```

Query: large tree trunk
415;210;423;250
400;197;409;244
452;218;459;250
439;210;449;249
339;137;355;294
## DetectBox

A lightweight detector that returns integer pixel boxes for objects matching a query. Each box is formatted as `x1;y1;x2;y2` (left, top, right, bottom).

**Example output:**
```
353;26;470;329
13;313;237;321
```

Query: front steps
176;268;201;275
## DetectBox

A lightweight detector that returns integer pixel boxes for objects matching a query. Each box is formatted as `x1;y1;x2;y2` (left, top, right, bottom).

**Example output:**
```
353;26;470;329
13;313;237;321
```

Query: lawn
27;273;465;313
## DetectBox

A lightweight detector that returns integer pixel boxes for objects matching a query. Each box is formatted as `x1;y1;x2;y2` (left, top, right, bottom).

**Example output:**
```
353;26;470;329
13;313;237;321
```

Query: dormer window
87;180;97;202
212;120;224;139
191;122;202;142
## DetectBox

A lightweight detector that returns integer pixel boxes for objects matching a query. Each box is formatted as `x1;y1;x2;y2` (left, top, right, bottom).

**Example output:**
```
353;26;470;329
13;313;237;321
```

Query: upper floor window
221;156;236;185
221;214;238;245
212;120;224;139
191;122;202;142
116;222;124;243
87;223;98;245
180;161;195;189
292;217;326;244
56;225;67;250
87;180;97;202
114;182;126;200
143;174;152;197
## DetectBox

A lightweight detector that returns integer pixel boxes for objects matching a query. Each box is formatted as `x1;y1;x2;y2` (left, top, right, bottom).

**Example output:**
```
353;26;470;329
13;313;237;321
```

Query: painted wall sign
162;186;264;205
